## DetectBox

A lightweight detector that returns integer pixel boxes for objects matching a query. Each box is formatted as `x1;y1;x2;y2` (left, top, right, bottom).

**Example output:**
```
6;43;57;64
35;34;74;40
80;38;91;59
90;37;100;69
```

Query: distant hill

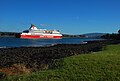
83;33;107;38
62;33;106;38
62;34;86;38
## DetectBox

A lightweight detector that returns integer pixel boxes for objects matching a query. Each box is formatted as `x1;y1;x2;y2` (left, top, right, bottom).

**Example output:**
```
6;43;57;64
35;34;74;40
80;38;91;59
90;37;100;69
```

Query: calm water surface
0;37;103;48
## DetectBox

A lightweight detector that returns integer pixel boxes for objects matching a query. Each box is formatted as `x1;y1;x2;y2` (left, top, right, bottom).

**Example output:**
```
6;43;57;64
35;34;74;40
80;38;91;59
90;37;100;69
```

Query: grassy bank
2;44;120;81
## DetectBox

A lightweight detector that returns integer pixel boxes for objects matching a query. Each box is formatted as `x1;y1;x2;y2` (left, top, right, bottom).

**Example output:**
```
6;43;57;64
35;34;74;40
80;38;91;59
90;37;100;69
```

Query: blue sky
0;0;120;34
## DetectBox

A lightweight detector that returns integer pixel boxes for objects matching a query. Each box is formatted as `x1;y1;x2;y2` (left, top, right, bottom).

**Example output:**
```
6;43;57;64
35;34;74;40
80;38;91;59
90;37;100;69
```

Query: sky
0;0;120;34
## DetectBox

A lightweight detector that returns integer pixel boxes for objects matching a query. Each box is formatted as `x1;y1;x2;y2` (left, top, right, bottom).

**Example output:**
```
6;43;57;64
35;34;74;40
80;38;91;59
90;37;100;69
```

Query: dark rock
0;40;119;71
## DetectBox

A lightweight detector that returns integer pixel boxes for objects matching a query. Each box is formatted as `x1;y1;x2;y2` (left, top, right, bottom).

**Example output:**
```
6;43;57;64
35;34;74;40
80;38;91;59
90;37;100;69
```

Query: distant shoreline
0;32;105;38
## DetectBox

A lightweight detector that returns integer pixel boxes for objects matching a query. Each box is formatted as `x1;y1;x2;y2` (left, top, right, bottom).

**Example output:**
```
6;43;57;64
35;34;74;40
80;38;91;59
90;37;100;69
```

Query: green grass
2;44;120;81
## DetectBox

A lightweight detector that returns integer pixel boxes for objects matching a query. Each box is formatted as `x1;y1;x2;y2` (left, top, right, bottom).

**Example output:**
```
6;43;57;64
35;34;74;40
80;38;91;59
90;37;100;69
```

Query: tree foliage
118;29;120;34
101;33;120;40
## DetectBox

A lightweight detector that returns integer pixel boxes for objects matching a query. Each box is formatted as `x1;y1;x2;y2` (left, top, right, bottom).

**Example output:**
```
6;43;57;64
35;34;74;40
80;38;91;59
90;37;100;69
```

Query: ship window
23;30;29;33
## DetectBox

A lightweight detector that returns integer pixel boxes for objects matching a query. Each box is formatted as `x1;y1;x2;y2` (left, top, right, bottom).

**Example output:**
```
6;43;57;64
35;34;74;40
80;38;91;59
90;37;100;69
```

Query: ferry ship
19;24;62;39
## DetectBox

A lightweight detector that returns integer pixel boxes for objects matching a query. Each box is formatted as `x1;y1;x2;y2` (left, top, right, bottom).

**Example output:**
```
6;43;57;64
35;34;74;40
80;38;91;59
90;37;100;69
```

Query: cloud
40;23;47;26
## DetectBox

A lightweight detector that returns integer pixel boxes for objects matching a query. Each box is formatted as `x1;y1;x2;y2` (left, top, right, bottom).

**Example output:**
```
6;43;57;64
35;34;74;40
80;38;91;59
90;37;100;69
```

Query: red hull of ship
20;35;62;39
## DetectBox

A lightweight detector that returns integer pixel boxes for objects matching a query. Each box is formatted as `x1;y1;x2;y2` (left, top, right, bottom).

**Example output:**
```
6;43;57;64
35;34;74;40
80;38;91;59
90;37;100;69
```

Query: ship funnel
29;24;38;30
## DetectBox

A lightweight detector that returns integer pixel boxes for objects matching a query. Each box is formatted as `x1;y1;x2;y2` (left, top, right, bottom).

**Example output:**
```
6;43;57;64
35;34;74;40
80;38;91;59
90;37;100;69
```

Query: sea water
0;37;103;48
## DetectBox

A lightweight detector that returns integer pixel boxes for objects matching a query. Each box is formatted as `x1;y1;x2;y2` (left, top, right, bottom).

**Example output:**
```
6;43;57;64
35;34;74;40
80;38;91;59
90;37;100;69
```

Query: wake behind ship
19;24;62;39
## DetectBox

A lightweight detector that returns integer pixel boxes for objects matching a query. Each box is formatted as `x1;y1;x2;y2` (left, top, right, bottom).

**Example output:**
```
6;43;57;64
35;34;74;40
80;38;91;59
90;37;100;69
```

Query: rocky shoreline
0;40;120;76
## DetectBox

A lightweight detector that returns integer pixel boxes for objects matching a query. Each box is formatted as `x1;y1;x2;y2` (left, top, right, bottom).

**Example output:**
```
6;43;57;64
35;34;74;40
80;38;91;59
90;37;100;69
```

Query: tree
118;29;120;34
